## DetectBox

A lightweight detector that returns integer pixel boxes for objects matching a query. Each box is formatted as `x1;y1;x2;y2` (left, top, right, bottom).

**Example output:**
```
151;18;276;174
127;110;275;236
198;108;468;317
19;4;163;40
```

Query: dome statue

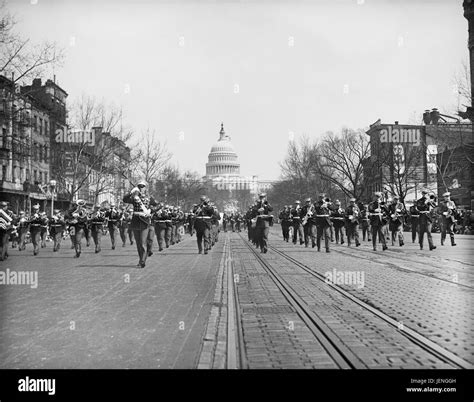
205;123;240;177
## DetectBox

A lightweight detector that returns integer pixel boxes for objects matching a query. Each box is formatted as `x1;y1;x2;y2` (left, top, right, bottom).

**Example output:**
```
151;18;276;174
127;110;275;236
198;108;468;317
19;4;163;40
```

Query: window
12;165;17;182
20;167;24;182
2;165;6;180
26;169;30;181
39;171;43;183
39;118;43;135
34;170;37;181
44;172;48;183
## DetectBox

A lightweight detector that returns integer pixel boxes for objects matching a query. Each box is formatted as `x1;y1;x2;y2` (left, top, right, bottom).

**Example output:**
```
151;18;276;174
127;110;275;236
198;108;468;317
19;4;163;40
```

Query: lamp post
49;179;57;216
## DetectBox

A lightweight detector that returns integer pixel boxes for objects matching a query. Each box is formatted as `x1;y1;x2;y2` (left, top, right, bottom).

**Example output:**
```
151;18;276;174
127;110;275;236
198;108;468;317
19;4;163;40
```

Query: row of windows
1;165;48;185
32;142;49;163
32;115;49;136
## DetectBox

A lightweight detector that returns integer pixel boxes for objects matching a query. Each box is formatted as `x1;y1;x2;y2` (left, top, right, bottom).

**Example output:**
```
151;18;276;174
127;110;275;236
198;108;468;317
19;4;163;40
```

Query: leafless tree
0;1;64;84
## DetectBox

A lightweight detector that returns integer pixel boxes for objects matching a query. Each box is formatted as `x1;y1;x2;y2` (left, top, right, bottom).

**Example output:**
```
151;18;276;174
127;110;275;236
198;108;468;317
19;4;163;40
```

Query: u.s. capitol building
203;123;272;196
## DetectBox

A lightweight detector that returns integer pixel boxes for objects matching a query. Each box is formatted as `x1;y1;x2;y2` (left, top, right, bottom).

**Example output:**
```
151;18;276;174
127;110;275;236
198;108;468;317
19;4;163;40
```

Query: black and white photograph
0;0;473;401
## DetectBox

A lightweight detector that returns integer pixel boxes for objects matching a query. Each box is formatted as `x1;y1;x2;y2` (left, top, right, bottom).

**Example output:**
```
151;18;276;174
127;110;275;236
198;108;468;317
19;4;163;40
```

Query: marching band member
105;203;121;250
408;199;419;243
439;191;457;247
126;206;134;245
123;180;158;268
66;199;89;258
245;206;254;242
152;203;172;252
359;204;372;242
290;200;304;245
301;198;316;248
192;195;215;254
118;204;129;247
388;195;405;247
279;206;291;242
176;206;185;243
49;209;66;252
16;210;29;251
90;204;106;253
331;200;345;245
211;203;220;246
314;193;331;253
416;190;437;251
29;204;47;256
252;193;273;253
345;198;361;247
40;211;49;248
368;192;389;251
222;212;229;232
0;201;15;261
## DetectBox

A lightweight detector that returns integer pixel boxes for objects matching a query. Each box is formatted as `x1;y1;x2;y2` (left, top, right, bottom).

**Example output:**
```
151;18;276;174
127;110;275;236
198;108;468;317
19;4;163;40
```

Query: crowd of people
0;184;470;264
276;190;467;252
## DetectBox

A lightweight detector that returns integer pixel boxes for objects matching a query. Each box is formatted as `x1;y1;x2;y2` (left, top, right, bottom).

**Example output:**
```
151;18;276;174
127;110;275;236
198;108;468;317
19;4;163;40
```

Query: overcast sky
8;0;468;180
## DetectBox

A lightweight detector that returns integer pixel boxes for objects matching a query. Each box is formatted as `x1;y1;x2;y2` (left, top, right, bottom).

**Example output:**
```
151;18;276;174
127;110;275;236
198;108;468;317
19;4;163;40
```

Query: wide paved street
0;226;473;369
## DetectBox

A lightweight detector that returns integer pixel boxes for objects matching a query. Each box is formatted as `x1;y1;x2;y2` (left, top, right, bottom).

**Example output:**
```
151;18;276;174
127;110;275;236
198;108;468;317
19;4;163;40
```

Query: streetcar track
267;243;473;370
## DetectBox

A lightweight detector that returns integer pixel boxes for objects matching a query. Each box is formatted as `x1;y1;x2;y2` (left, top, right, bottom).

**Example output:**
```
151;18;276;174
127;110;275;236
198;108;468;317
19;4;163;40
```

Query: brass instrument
302;204;315;226
348;208;359;223
133;190;151;217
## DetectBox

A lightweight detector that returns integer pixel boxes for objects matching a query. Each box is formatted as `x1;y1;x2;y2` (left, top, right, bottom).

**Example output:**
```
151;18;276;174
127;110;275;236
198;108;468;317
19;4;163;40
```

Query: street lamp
49;179;57;216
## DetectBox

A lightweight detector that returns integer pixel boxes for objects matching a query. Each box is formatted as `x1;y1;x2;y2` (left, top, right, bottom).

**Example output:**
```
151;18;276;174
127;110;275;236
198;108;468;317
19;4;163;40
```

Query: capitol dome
206;123;240;177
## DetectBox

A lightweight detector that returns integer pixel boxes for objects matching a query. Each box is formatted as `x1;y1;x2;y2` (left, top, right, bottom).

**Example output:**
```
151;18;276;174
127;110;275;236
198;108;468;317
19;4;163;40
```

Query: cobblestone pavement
228;228;473;369
269;229;474;366
0;234;223;368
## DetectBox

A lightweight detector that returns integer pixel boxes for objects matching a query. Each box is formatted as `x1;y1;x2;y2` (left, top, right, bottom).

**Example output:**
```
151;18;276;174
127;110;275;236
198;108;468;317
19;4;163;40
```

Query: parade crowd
0;182;470;265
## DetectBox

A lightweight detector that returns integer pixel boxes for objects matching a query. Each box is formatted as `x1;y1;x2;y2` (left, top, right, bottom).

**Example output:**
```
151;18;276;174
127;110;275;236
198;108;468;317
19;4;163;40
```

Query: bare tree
131;128;172;185
0;1;64;84
314;128;371;201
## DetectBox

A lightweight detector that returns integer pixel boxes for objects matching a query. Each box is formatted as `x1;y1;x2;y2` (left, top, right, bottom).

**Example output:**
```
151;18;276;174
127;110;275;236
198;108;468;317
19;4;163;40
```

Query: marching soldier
416;190;437;251
230;212;236;232
192;195;215;254
29;204;47;256
359;204;372;242
39;211;49;248
0;201;15;261
176;207;185;243
188;205;197;236
368;192;388;251
439;191;457;246
252;193;273;253
235;211;242;232
301;198;316;248
408;200;419;243
290;200;304;245
66;199;89;258
222;212;229;232
345;198;361;247
126;206;134;245
210;203;220;247
279;206;291;242
49;209;66;252
16;211;29;251
388;195;405;247
153;203;172;252
123;180;158;268
331;200;345;245
105;203;121;250
90;204;106;253
245;206;254;242
118;205;129;247
314;194;331;252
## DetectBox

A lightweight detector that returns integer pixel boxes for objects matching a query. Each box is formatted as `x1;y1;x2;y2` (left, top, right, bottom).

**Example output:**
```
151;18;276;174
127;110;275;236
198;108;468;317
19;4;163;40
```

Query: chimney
394;121;399;125
430;108;440;125
422;110;431;125
32;78;42;88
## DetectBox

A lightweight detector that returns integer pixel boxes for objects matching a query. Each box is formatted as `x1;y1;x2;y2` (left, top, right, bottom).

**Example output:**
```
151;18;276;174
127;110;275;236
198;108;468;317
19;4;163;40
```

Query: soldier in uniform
388;195;405;247
39;211;49;248
105;203;121;250
192;195;215;254
49;208;66;252
222;212;228;232
90;204;106;253
252;193;273;253
408;200;419;243
126;206;134;245
153;203;171;252
29;204;47;256
314;194;331;252
290;200;304;245
300;198;316;248
0;201;15;260
66;199;89;258
416;190;437;251
16;211;29;251
439;191;457;246
345;198;361;247
368;192;388;251
279;206;291;242
245;206;254;242
123;180;158;268
118;204;129;247
235;211;242;232
188;205;197;236
330;200;345;245
359;204;371;242
210;203;220;247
